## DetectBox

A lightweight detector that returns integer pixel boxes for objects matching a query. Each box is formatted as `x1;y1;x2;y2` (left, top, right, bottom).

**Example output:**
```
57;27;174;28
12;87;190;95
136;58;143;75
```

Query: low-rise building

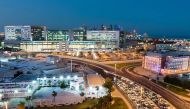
0;81;38;99
20;41;67;52
143;51;190;74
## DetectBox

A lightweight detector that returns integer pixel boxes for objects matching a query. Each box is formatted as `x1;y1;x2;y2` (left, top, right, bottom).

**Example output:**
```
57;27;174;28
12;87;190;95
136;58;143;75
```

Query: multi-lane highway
58;55;190;109
122;66;190;109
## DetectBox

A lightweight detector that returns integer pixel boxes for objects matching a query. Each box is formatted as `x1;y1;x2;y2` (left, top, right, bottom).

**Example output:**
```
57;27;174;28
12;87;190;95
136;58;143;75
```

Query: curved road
122;66;190;109
59;55;190;109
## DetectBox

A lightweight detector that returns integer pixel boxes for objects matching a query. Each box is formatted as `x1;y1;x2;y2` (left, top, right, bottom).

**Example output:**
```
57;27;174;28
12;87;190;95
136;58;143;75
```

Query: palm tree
95;86;99;98
52;91;57;105
48;80;52;87
25;96;30;108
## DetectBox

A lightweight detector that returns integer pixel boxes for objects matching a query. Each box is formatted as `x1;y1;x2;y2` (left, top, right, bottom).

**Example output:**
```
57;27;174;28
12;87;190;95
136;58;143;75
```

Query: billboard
87;31;119;41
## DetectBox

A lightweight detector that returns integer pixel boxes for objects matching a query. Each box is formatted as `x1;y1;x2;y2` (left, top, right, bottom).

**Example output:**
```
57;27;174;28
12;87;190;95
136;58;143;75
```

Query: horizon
0;0;190;38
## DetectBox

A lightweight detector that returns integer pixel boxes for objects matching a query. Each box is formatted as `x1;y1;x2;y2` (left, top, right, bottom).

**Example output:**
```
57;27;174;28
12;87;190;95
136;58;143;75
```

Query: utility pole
71;59;72;72
141;87;144;98
115;64;117;74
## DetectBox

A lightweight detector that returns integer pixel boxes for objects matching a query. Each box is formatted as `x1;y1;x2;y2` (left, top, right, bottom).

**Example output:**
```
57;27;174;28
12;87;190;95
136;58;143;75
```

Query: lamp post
71;59;72;72
4;101;8;109
115;64;117;74
2;98;8;109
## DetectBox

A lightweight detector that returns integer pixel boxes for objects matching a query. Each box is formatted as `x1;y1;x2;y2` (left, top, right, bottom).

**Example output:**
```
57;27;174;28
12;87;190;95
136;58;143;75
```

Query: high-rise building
31;26;47;41
5;26;32;41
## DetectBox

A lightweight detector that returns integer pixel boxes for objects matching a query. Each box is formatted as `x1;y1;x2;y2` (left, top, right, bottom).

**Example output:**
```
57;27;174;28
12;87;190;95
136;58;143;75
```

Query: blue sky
0;0;190;37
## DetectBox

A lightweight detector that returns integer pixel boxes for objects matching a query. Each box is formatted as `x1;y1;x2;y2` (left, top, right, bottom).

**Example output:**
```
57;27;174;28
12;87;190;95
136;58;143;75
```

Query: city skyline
0;0;190;38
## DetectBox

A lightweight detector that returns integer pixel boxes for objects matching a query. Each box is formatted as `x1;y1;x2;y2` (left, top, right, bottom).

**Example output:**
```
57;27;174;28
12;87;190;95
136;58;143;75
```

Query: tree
60;81;68;89
95;86;99;98
25;96;32;108
95;94;112;109
52;91;57;104
103;78;113;93
25;96;30;108
57;80;61;86
80;92;85;96
47;80;52;87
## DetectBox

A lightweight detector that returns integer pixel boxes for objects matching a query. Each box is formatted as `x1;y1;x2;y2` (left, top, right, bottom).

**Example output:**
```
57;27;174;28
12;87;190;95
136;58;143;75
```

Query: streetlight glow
60;76;63;80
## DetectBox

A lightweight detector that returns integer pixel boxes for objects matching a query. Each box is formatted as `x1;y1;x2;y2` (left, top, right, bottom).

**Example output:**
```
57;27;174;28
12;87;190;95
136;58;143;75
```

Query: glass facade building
47;30;69;41
31;26;47;41
20;41;67;52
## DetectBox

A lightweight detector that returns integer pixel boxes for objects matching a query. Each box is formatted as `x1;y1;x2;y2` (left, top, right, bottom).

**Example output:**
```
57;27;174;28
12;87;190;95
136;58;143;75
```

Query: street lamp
60;76;63;80
74;75;78;80
71;59;73;72
32;80;36;84
115;64;117;74
53;76;56;80
4;101;8;109
15;90;18;93
67;76;70;80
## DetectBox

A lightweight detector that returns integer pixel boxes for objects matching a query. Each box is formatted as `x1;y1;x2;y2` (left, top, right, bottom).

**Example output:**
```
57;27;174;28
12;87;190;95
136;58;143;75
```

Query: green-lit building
47;30;69;41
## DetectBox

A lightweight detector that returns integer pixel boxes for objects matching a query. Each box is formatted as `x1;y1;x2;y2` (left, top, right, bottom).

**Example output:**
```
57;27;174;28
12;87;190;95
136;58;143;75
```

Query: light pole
140;87;144;98
5;101;8;109
2;98;8;109
115;64;117;74
71;59;72;72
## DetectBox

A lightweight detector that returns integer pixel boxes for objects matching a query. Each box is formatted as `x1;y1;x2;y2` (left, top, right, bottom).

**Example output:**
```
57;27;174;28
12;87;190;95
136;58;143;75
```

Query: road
99;59;142;64
111;86;133;109
57;55;190;109
121;66;188;109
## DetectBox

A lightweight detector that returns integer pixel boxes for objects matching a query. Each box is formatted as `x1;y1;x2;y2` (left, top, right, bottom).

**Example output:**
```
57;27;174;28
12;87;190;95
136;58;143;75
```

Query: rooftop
87;74;104;87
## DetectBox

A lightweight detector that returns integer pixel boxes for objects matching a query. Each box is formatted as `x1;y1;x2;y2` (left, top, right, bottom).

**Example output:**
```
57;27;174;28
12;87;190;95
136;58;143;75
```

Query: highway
58;55;190;109
122;66;190;109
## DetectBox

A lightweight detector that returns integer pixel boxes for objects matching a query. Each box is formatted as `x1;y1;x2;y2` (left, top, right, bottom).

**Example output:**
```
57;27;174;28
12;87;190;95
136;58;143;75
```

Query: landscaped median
34;97;128;109
156;81;190;98
107;62;141;69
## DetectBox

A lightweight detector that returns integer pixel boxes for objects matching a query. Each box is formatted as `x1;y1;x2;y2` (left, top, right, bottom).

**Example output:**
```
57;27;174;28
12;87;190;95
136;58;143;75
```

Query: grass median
107;62;141;69
35;97;128;109
157;81;190;98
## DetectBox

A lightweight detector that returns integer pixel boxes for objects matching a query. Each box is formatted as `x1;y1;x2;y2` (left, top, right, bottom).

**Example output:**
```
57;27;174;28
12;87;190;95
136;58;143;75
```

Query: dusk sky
0;0;190;37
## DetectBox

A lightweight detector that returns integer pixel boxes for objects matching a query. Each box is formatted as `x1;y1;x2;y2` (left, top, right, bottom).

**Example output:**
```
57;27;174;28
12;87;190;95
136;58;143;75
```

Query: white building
20;41;67;52
143;52;163;73
5;26;32;41
87;30;120;48
165;56;189;70
0;81;38;100
37;75;84;92
143;51;190;74
156;44;177;50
